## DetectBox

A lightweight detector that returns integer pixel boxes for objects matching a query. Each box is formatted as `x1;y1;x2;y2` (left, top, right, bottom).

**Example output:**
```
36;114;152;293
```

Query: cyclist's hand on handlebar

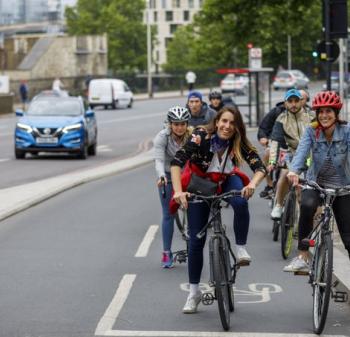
173;191;190;209
267;164;275;173
287;171;299;186
157;176;168;187
241;182;256;199
259;138;269;147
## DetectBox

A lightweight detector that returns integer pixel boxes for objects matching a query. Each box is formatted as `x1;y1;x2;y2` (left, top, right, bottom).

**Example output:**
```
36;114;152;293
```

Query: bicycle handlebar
298;178;350;196
188;189;242;202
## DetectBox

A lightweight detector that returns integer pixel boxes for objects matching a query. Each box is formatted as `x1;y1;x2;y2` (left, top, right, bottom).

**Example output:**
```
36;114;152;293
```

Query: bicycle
188;189;242;331
280;185;300;259
160;177;188;264
298;179;350;334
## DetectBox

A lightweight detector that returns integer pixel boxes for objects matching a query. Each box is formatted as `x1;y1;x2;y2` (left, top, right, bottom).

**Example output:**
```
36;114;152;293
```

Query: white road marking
135;225;159;257
99;112;164;125
0;158;10;163
94;276;344;337
97;145;113;152
180;283;282;304
100;330;345;337
95;274;137;336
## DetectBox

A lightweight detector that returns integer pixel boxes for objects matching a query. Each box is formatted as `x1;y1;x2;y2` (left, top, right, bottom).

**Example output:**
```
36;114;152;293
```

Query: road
0;83;324;189
0;163;349;337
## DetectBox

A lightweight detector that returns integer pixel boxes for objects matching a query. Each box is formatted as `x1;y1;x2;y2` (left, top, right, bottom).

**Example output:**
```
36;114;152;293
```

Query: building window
161;0;167;9
153;11;158;22
165;37;173;48
188;0;194;8
172;0;180;8
165;11;173;21
199;0;203;6
76;36;89;54
149;0;156;8
183;10;189;21
170;24;179;34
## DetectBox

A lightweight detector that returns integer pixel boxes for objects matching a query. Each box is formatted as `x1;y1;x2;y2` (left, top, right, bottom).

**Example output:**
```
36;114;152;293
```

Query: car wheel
104;105;109;110
15;148;26;159
88;143;97;156
78;143;88;159
112;100;118;109
127;99;133;108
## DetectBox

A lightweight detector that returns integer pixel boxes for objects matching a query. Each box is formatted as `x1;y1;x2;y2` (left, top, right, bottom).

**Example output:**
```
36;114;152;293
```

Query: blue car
15;95;97;159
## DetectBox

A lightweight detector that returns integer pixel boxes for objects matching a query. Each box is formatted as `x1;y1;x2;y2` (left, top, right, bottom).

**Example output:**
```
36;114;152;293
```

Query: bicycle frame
190;190;241;290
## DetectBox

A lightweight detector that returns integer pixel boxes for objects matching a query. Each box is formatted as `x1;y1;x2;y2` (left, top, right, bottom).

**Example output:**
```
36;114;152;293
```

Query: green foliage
65;0;147;72
165;0;322;73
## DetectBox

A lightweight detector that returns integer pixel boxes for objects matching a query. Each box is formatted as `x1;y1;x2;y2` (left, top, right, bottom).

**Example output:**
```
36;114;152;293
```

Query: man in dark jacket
186;91;216;127
257;101;286;197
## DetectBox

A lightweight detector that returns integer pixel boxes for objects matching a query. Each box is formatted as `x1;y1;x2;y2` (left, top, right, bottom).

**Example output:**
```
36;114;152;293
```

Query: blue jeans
158;172;175;251
187;174;249;284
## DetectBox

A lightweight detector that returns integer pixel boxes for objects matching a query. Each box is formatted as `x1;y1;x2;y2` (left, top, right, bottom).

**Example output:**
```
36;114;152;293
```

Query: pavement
2;86;350;304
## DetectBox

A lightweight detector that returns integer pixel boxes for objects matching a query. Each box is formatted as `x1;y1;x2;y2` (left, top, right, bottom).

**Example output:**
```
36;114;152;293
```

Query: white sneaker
236;246;251;265
283;256;309;273
271;205;283;219
182;291;201;314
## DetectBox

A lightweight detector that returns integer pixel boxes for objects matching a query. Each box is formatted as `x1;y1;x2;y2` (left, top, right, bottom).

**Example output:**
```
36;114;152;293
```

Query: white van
88;78;133;109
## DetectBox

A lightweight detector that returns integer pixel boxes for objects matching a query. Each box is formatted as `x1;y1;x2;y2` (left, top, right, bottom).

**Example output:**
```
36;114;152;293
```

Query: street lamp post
146;0;153;98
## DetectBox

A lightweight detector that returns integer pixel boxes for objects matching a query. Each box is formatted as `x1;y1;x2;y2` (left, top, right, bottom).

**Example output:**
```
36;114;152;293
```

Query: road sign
316;40;340;62
249;48;262;69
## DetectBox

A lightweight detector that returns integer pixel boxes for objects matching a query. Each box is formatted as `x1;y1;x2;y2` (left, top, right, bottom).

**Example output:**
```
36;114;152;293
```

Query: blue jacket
290;123;350;184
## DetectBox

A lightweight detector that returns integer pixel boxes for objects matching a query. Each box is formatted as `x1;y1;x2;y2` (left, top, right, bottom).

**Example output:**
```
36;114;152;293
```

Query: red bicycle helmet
312;91;342;111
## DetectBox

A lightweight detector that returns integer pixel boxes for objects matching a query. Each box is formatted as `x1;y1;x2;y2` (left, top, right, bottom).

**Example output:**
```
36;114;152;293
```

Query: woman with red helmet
284;91;350;272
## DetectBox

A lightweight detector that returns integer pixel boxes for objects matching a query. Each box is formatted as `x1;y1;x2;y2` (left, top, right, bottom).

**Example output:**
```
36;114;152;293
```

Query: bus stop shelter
217;67;274;127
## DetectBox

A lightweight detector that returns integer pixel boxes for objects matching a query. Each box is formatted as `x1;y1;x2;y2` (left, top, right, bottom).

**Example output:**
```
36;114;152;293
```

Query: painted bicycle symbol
180;282;282;304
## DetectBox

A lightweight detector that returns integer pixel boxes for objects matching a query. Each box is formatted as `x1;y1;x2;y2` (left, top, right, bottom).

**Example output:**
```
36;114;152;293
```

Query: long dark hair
206;106;255;165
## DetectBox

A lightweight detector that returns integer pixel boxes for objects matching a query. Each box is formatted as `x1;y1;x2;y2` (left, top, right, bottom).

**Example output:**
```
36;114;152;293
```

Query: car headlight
62;123;82;133
16;123;33;133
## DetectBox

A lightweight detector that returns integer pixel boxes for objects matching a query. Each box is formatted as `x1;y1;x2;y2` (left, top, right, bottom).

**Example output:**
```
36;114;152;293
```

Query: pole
324;0;331;90
146;1;153;98
287;35;292;70
339;38;345;107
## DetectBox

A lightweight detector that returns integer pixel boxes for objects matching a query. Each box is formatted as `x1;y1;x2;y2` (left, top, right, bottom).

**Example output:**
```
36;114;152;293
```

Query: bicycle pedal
294;270;309;276
201;292;215;305
332;291;348;303
237;260;250;267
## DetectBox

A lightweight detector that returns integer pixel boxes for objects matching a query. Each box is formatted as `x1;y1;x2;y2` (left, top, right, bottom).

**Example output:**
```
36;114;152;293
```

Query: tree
65;0;147;72
165;0;322;73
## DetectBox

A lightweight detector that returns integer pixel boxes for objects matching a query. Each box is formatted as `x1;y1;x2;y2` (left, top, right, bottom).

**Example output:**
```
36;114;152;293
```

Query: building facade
0;0;75;24
146;0;203;70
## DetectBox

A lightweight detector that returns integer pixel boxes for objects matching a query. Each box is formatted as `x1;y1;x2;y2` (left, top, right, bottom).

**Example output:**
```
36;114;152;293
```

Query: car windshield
277;72;291;79
27;99;82;116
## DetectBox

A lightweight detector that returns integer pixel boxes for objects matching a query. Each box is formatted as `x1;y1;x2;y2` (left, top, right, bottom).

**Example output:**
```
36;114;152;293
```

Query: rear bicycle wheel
213;238;231;331
281;191;296;259
313;234;333;334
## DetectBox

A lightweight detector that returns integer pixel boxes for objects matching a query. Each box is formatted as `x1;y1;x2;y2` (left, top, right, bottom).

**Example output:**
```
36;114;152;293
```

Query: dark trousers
298;189;350;259
187;175;249;284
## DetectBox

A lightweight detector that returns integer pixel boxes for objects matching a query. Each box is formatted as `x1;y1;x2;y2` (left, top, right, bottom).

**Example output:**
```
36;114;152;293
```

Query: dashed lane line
95;274;137;336
134;224;159;257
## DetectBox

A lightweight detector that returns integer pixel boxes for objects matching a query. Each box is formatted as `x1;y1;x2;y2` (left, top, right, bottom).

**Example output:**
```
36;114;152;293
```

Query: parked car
15;95;97;159
272;70;310;90
220;73;250;95
88;78;133;109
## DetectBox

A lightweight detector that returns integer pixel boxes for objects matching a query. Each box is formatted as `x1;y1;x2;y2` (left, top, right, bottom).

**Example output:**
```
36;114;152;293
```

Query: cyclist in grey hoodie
153;106;192;268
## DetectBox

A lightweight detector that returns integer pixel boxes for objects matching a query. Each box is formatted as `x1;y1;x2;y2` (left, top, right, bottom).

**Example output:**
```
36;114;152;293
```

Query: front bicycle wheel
313;234;333;334
281;192;296;259
213;238;231;331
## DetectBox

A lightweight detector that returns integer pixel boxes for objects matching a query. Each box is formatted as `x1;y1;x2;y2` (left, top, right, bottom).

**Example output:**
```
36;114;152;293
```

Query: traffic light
323;0;348;39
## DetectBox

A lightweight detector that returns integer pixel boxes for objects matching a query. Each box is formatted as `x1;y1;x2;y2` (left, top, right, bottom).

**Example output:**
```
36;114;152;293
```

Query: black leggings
298;189;350;259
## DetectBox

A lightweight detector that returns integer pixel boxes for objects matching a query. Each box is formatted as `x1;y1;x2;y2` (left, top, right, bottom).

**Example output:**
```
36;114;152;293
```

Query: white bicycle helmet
167;106;191;123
